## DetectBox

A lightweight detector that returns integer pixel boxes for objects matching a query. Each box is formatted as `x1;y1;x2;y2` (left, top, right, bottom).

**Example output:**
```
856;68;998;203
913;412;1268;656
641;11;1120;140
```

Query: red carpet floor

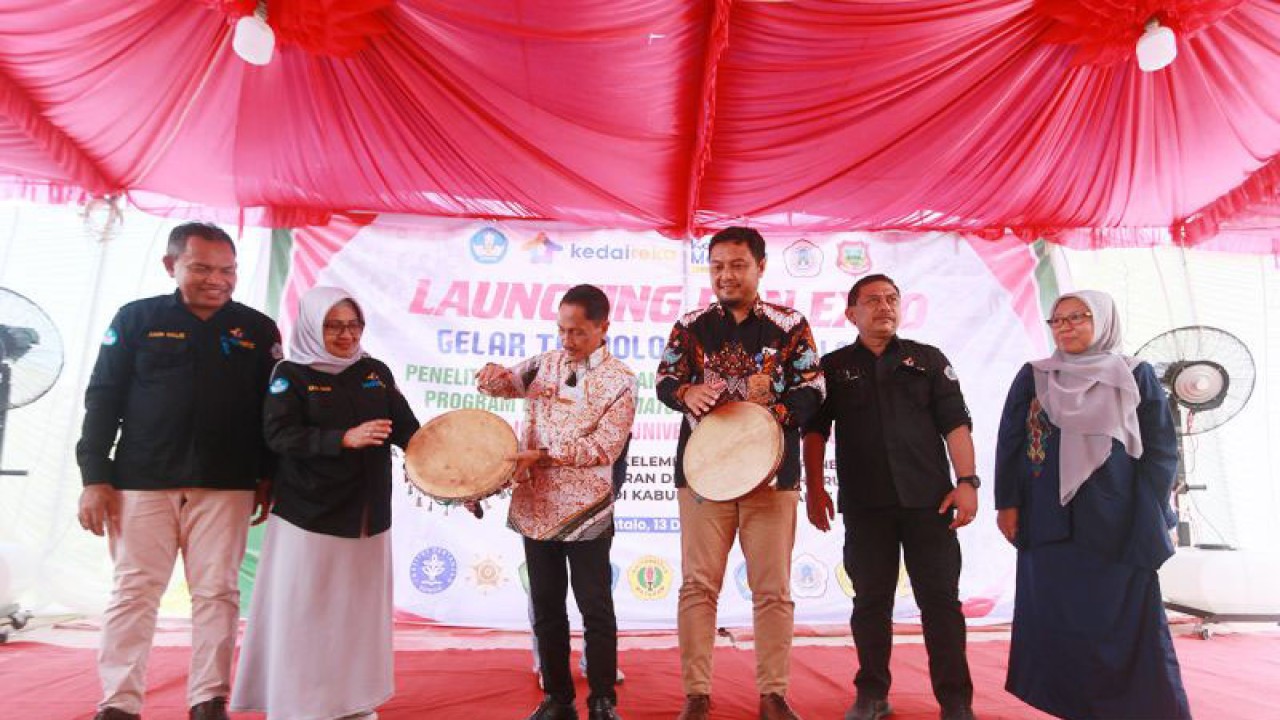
3;634;1278;719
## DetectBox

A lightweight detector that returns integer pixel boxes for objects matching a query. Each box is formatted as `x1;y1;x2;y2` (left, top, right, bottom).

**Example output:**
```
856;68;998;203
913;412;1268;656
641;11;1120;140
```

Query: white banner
297;219;1045;629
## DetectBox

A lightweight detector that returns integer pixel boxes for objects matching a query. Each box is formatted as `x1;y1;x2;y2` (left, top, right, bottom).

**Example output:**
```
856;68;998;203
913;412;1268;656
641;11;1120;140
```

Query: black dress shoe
189;697;229;720
677;695;711;720
525;695;579;720
760;693;803;720
845;696;892;720
587;696;622;720
93;708;141;720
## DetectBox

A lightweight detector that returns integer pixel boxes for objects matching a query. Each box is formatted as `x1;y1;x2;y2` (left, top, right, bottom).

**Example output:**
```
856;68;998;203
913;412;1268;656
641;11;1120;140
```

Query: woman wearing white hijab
232;287;419;720
994;290;1190;719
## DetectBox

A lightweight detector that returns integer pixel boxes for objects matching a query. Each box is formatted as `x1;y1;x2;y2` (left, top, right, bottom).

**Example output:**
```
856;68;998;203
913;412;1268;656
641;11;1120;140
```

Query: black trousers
844;506;973;711
524;534;618;704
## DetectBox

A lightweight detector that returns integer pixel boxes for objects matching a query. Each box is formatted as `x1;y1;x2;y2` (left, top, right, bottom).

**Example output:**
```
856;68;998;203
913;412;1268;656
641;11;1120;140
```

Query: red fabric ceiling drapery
1034;0;1248;66
0;1;1277;251
203;0;394;57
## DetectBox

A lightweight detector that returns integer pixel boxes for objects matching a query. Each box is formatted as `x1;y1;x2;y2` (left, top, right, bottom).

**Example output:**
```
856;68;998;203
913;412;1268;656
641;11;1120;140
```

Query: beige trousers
677;486;799;696
98;488;254;714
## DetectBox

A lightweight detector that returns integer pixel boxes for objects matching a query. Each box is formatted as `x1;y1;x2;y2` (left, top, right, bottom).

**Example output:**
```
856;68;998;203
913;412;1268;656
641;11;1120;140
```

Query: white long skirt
231;515;393;720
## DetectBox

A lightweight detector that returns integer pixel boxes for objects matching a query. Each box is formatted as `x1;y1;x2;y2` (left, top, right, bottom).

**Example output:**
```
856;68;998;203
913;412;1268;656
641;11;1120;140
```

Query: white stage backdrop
289;219;1048;629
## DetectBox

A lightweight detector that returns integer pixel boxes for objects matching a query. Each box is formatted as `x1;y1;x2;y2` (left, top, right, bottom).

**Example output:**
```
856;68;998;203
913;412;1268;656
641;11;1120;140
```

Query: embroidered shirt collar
710;296;765;321
567;343;610;375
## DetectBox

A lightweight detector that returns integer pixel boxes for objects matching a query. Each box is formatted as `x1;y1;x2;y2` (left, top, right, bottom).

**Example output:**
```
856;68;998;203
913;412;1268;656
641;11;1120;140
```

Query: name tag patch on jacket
308;384;333;393
147;331;187;340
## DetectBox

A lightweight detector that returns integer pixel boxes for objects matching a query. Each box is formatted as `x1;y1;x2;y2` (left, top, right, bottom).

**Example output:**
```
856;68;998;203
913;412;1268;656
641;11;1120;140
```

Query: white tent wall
0;200;272;614
1056;246;1280;552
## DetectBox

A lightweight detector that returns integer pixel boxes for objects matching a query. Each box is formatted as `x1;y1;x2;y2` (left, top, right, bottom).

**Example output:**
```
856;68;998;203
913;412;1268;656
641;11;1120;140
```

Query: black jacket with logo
76;292;281;490
806;337;972;511
264;357;419;538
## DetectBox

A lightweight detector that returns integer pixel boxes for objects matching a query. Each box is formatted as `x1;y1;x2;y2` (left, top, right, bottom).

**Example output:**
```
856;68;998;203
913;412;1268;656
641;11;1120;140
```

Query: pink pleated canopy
0;0;1278;251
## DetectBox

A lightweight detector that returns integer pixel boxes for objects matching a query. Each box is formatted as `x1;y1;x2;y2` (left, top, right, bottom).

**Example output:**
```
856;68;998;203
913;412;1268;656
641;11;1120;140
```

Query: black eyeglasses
1046;311;1092;329
322;321;365;335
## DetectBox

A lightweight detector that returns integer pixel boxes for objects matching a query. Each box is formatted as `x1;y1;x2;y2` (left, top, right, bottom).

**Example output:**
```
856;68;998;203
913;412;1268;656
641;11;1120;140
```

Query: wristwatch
956;475;981;489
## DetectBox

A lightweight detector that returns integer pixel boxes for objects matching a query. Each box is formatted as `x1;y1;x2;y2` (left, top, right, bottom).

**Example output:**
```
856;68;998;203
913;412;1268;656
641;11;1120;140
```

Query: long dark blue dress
995;361;1191;720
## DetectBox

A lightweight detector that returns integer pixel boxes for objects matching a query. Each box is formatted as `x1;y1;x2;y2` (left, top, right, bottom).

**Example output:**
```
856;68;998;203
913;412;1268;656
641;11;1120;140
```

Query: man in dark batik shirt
656;227;824;720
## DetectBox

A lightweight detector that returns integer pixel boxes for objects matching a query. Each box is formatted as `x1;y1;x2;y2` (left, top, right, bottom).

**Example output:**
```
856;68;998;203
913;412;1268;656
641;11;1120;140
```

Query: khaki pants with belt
98;488;254;714
677;486;799;696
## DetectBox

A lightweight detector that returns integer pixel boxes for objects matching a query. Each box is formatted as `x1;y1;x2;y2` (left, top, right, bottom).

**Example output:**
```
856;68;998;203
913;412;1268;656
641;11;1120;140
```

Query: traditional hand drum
683;401;784;502
405;409;517;503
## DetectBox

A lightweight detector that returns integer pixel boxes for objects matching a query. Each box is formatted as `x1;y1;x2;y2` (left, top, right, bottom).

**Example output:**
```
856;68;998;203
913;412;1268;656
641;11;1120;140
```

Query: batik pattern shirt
480;345;637;541
655;298;825;490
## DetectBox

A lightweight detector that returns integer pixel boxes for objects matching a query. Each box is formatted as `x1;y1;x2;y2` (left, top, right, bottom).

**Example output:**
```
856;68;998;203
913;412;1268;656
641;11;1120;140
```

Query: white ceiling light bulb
233;1;275;66
1136;17;1177;72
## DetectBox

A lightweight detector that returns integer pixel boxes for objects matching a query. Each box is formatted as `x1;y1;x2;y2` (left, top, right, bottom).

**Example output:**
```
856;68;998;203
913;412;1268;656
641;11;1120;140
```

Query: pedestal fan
1137;326;1280;637
0;287;63;476
0;287;63;642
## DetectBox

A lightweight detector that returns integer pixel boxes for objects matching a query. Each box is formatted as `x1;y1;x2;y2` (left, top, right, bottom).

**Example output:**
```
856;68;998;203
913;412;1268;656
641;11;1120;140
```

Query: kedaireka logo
569;244;681;263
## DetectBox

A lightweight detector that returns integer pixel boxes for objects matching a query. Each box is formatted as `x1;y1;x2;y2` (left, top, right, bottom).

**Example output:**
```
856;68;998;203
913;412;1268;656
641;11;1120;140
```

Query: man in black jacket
803;274;978;720
76;222;280;720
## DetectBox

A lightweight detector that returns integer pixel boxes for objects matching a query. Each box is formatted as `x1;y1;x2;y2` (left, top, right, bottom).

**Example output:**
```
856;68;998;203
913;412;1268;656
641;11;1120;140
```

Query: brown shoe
760;693;802;720
677;694;711;720
189;697;229;720
93;709;141;720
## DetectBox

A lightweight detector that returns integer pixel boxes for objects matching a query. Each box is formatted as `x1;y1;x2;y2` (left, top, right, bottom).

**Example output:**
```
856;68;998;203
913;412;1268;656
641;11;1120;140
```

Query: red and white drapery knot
1033;0;1248;66
202;0;392;58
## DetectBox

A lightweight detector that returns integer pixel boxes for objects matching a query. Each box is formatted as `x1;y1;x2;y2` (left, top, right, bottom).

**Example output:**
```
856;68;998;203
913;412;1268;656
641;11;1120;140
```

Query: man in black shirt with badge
76;222;280;720
803;274;977;720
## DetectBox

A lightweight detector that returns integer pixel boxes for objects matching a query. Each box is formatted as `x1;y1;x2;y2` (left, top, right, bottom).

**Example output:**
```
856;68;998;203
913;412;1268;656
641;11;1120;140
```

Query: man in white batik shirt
478;284;636;720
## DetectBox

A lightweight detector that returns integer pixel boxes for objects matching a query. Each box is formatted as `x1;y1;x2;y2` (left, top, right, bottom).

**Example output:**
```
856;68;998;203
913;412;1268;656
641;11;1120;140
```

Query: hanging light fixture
233;0;275;66
1136;17;1177;72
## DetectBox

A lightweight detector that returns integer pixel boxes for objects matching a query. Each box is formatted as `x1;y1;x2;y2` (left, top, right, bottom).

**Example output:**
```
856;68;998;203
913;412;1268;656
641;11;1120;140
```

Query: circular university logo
627;555;674;601
410;546;458;595
791;553;829;599
469;227;509;264
269;377;290;395
102;327;119;346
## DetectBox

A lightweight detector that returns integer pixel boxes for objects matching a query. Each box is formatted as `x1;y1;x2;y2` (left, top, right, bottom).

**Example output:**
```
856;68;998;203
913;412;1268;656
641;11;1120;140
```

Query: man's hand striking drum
343;419;393;448
676;383;721;417
477;363;513;393
508;448;550;484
